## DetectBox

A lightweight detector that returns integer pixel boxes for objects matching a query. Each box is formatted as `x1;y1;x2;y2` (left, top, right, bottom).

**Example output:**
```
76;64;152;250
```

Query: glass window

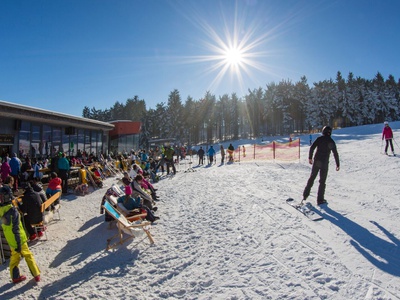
42;125;52;158
52;127;61;156
84;130;90;154
77;129;84;157
97;131;102;157
62;128;70;155
69;130;77;157
91;131;97;156
19;121;31;159
31;124;41;159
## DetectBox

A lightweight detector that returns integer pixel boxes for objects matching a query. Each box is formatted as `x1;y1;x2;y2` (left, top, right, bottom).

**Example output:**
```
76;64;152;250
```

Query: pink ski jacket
382;126;393;140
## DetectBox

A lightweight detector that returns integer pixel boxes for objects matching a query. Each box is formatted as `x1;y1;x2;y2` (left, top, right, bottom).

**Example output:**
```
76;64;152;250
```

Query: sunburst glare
172;1;289;96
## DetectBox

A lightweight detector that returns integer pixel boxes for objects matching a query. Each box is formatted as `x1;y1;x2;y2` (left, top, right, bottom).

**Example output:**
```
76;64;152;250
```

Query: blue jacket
9;157;21;176
57;157;70;171
207;147;216;156
117;196;141;210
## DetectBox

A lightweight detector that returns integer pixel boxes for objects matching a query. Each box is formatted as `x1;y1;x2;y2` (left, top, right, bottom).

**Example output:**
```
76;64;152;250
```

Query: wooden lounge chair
102;200;154;250
106;194;147;221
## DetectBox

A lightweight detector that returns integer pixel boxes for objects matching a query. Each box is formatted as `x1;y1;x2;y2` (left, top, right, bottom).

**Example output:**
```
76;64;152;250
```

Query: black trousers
23;215;42;236
303;161;329;202
58;169;69;193
385;139;394;153
165;159;176;175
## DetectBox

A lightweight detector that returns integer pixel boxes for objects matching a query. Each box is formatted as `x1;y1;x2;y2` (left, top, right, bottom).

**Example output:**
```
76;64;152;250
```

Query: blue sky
1;0;399;117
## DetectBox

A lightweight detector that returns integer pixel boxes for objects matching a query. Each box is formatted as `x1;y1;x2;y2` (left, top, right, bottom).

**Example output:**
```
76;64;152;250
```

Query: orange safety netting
233;139;300;162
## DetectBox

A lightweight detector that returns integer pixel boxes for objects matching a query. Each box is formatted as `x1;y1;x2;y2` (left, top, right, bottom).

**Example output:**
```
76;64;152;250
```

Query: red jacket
382;126;393;140
48;177;62;190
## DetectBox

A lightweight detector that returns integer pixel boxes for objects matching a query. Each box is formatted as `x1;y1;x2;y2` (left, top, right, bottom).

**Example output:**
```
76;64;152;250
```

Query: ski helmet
384;121;389;125
322;126;332;136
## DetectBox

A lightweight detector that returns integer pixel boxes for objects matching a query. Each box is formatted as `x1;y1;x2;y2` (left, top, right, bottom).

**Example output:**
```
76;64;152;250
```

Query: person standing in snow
0;185;41;284
164;146;176;175
207;146;216;165
9;153;21;193
302;126;340;206
57;152;70;194
220;145;225;164
197;147;205;165
382;121;395;155
227;144;235;162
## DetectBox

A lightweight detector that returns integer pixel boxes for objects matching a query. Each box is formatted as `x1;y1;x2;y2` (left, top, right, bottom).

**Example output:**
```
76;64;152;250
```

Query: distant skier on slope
382;121;395;156
302;126;340;206
197;147;205;165
227;144;235;162
207;146;216;165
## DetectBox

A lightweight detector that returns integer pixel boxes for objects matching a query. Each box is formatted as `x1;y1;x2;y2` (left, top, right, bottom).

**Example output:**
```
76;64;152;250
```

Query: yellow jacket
0;204;28;250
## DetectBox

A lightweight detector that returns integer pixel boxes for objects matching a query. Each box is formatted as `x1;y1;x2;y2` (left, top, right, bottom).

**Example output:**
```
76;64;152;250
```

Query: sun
224;47;244;67
172;1;280;94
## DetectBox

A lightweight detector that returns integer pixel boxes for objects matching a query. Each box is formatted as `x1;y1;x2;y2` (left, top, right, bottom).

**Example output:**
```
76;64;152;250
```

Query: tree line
82;71;400;148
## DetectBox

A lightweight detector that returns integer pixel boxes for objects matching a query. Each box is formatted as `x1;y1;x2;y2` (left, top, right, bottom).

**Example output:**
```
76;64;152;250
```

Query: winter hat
0;186;14;206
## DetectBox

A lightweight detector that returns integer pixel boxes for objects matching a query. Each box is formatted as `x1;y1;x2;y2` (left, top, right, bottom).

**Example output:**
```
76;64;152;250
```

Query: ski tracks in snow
149;162;382;299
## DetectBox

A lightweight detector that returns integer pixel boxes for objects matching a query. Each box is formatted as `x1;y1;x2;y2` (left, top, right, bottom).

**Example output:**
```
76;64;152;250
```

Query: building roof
0;100;114;131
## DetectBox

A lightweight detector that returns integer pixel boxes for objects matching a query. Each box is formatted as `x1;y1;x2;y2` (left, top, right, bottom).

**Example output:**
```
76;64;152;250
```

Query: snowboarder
0;185;41;284
382;121;395;155
302;126;340;206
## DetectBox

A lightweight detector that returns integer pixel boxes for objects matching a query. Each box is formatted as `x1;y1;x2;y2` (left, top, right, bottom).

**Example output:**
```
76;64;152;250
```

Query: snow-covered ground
1;122;400;300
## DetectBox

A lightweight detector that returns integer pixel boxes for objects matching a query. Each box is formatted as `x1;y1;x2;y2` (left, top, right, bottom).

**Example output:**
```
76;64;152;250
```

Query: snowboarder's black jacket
309;135;340;168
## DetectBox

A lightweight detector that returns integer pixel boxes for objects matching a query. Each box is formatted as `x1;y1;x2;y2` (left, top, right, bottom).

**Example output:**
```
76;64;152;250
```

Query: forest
82;71;400;148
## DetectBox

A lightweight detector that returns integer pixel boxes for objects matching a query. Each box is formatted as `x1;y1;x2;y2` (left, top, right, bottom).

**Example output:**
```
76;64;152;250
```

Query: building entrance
0;145;12;160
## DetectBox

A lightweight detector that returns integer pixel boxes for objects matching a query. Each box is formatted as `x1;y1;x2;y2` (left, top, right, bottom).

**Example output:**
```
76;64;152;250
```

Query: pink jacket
382;126;393;140
1;161;11;182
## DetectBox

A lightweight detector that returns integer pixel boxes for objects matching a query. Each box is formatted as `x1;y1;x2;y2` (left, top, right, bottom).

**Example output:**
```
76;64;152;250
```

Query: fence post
273;141;276;160
298;138;300;162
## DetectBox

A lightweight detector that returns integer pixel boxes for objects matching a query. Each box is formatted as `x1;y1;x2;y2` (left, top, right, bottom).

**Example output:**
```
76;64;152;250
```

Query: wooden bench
31;191;62;240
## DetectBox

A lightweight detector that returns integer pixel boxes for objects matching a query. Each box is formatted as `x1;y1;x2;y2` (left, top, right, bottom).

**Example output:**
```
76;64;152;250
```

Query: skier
302;126;340;206
207;146;216;165
164;146;176;175
382;121;395;155
197;147;205;165
220;145;225;164
227;144;235;162
0;185;41;283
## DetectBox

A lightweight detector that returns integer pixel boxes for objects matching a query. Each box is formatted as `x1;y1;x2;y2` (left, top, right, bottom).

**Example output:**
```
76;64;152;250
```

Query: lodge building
0;100;141;159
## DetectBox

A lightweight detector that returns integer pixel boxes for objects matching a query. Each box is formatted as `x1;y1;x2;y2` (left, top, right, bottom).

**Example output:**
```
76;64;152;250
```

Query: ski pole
381;139;383;154
393;137;400;149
